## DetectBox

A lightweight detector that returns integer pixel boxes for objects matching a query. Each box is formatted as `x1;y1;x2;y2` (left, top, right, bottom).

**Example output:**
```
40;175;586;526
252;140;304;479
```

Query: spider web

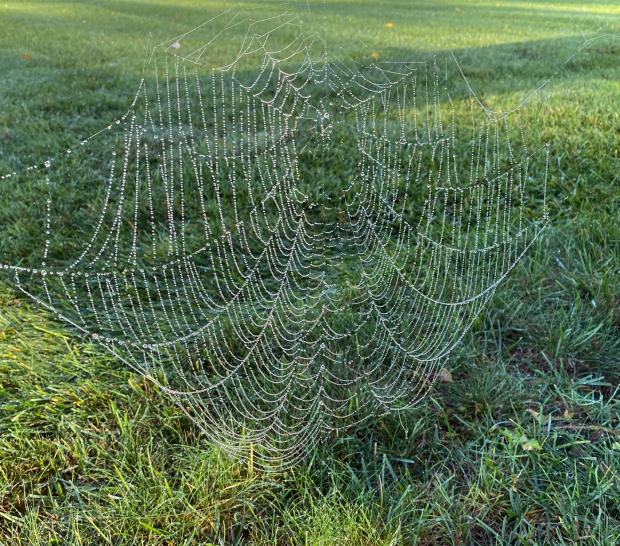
0;11;549;469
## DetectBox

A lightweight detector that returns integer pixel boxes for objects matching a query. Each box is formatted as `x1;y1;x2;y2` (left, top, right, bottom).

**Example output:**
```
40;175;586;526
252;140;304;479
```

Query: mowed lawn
1;1;619;544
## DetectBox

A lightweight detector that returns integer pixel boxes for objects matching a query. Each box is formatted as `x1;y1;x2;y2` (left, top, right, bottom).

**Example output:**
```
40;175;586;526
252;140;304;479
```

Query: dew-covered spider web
0;11;550;469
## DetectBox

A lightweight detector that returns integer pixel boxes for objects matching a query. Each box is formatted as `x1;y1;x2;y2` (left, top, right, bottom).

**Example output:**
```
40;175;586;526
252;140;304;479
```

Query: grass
1;0;620;544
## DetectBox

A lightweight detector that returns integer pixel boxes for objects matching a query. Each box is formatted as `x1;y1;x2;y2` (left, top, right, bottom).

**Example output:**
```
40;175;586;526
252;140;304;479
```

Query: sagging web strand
1;26;549;468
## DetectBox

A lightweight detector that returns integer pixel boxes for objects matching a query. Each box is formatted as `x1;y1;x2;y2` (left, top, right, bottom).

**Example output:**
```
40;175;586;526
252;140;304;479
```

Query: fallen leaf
521;438;541;451
384;22;395;29
21;53;32;62
438;368;453;383
526;408;540;419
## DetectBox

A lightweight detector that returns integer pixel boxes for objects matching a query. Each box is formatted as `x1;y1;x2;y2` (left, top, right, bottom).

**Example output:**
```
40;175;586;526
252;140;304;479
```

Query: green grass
1;0;620;544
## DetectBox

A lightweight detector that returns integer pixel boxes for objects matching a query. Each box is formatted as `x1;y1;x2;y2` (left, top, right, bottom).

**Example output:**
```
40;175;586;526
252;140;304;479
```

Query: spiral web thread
0;12;549;468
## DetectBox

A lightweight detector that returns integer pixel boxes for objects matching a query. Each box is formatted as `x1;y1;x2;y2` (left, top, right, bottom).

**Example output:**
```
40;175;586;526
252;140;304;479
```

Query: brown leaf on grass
21;53;32;62
526;408;540;419
438;368;453;383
